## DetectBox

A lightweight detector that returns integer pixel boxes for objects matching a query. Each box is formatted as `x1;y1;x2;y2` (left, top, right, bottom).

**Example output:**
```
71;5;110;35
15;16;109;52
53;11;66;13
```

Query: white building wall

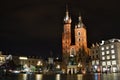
99;39;120;72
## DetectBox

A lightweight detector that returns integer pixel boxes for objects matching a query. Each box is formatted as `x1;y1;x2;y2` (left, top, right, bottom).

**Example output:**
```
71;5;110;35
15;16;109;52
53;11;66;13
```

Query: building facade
62;8;89;74
89;39;120;73
0;51;7;66
90;43;100;72
99;39;120;73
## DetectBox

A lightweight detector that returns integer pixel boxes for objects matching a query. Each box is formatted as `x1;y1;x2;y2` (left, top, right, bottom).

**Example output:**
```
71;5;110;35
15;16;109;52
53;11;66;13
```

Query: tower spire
64;5;72;24
78;12;82;21
77;13;84;28
66;4;69;17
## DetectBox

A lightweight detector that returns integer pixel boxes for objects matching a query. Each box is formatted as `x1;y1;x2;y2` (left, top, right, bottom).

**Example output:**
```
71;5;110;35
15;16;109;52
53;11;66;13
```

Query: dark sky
0;0;120;58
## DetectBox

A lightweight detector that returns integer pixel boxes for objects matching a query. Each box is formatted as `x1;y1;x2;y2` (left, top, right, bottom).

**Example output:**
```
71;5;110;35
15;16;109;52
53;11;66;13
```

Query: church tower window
78;32;80;36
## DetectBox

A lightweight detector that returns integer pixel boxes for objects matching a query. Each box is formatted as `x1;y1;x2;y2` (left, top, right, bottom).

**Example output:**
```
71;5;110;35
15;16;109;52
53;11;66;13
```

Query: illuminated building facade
62;7;89;74
18;56;42;67
90;43;100;72
99;39;120;73
0;51;7;66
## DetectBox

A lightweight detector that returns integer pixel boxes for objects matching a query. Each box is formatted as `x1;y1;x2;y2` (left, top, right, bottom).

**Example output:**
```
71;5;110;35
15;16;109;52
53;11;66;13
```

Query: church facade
62;8;90;74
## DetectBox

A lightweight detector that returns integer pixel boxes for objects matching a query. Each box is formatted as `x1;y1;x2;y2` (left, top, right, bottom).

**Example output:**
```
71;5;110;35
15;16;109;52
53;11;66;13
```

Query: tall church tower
75;16;88;53
62;7;72;65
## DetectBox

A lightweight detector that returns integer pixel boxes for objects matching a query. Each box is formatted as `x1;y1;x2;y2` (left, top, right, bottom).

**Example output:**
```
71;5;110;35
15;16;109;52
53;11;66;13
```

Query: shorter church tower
75;16;88;53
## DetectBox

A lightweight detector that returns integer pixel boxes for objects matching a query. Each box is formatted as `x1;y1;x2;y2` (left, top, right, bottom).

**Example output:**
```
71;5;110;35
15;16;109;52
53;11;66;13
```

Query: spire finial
77;12;85;28
64;4;72;23
65;4;69;19
78;12;82;22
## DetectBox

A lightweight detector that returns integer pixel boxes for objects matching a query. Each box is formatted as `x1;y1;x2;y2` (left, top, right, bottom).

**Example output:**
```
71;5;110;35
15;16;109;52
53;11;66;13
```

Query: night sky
0;0;120;58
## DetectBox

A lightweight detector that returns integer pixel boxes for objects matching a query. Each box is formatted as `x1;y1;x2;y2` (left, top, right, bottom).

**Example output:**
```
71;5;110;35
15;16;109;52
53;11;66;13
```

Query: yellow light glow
56;65;60;69
36;74;43;80
19;57;28;60
77;74;83;80
37;61;43;66
56;74;60;80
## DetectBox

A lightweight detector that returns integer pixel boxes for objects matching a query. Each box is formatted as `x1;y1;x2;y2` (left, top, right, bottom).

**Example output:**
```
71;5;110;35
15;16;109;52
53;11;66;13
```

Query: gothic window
78;38;80;42
78;32;80;36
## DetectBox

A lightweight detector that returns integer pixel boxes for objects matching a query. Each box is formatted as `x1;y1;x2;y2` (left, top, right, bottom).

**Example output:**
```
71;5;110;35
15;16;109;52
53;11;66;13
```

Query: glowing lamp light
37;61;43;66
94;65;97;69
56;65;60;69
19;57;28;60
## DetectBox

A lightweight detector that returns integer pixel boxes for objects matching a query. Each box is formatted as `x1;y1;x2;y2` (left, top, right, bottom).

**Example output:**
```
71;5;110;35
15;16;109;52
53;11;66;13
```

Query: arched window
78;32;80;35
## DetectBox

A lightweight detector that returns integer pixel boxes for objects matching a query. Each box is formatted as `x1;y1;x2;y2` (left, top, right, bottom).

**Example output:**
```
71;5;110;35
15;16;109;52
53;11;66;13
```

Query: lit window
102;62;106;66
96;60;99;65
92;60;95;65
102;57;105;60
112;61;116;65
112;55;115;59
111;45;114;48
106;51;109;54
111;50;115;54
106;46;109;49
113;67;117;72
107;61;111;65
101;47;104;50
107;56;110;59
102;52;105;55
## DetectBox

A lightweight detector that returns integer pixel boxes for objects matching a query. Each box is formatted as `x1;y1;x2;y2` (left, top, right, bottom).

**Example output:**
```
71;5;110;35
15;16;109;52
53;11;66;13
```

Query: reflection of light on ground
22;74;28;80
112;73;118;80
36;74;43;80
102;73;119;80
17;73;120;80
94;73;100;80
77;74;83;80
56;74;60;80
66;75;77;80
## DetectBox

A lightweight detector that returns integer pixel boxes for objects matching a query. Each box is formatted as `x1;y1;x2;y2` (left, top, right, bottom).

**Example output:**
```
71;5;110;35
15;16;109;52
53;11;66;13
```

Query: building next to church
89;39;120;73
99;39;120;73
62;7;90;74
90;43;100;73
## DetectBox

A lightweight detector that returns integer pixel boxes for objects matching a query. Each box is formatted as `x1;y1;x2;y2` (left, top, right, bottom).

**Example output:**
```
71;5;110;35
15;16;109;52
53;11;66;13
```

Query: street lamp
37;61;43;73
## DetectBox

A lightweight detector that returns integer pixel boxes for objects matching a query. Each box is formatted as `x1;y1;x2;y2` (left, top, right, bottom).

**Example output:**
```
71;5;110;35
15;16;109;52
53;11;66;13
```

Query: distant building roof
100;38;120;45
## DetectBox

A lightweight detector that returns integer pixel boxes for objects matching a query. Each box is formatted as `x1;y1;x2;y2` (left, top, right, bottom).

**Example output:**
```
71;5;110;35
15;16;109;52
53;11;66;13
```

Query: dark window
78;32;80;35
